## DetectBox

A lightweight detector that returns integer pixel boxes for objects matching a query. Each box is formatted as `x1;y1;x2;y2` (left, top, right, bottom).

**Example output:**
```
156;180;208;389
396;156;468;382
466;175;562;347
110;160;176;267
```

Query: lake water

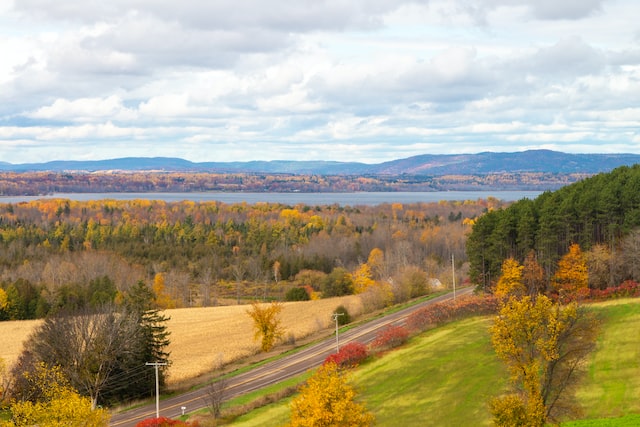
0;191;543;206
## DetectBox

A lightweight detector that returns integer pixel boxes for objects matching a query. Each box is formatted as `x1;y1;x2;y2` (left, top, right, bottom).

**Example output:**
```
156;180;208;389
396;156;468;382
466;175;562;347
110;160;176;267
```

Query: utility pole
332;312;344;353
146;362;167;419
452;253;456;300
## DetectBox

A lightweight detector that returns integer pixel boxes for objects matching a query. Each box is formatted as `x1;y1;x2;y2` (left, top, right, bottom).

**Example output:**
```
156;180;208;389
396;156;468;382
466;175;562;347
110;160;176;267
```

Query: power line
146;362;167;419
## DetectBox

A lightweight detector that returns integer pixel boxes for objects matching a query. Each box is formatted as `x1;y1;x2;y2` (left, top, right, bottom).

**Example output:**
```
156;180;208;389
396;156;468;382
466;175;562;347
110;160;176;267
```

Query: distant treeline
467;164;640;289
0;171;583;196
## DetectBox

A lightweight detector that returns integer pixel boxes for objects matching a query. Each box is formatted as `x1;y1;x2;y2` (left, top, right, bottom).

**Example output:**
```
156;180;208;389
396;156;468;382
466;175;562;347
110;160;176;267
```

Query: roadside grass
224;298;640;426
354;316;505;427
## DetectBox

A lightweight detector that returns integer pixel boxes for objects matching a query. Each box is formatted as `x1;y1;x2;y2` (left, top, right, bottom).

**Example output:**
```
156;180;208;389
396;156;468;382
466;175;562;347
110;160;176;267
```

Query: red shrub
588;281;640;301
324;342;369;368
406;294;498;333
371;325;409;351
136;417;199;427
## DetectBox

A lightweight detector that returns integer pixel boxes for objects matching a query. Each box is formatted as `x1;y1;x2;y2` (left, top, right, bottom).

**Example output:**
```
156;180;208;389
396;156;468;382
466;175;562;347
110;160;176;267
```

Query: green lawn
227;299;640;426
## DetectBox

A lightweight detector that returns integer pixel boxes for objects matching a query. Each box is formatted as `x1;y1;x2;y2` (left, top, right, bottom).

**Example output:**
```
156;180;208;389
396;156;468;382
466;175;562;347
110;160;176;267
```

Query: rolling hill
1;150;639;175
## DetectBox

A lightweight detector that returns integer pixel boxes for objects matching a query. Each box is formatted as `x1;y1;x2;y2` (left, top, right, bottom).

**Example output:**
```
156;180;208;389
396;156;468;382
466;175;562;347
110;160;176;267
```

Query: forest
467;164;640;291
0;196;505;320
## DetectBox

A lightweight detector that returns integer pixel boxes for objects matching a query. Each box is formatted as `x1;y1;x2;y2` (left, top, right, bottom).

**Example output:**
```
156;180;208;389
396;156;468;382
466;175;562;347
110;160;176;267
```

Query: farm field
166;295;363;383
0;295;363;385
228;298;640;426
0;318;41;368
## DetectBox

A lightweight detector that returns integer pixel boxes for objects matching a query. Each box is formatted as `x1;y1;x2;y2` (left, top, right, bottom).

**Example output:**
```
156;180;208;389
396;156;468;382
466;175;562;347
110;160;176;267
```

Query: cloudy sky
0;0;638;164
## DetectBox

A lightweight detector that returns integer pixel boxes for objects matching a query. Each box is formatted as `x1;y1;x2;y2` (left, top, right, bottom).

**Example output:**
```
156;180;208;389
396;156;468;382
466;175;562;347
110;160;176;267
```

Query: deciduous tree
247;301;285;352
490;295;599;425
552;243;588;298
522;250;546;296
3;362;110;427
494;258;525;300
288;362;374;427
23;305;140;409
352;263;375;294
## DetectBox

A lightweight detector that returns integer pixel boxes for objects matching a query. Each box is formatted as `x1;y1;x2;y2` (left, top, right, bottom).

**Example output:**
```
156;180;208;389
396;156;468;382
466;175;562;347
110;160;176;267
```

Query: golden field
0;295;363;385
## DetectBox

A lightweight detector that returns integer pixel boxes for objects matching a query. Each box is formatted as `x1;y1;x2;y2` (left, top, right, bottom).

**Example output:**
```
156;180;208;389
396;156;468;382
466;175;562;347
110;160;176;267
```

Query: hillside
229;298;640;426
1;150;639;175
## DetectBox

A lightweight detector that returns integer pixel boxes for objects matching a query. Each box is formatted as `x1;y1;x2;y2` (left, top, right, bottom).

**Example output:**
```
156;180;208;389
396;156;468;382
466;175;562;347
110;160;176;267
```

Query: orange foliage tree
522;250;546;296
552;244;588;298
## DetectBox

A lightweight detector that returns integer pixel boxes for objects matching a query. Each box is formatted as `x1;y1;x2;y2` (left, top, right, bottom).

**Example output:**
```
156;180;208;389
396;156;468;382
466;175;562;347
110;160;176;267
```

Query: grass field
227;298;640;426
574;300;640;419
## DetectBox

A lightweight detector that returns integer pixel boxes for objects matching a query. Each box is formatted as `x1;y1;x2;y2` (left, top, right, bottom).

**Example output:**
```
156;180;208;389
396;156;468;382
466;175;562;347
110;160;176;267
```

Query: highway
110;287;473;426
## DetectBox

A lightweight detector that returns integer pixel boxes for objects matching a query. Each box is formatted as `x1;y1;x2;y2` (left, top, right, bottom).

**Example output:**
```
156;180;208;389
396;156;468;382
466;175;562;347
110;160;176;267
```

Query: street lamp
332;312;344;353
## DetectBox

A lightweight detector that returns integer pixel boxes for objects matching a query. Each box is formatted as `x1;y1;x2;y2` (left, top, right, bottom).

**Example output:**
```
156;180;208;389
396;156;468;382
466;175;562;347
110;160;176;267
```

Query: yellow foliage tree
289;362;374;427
153;272;176;309
3;363;110;427
494;258;525;300
366;248;385;281
552;244;588;298
352;263;376;294
0;288;7;312
247;301;285;352
490;295;599;425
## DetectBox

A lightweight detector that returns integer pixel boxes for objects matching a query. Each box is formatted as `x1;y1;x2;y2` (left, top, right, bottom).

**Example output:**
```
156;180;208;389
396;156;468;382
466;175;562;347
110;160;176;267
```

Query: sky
0;0;638;164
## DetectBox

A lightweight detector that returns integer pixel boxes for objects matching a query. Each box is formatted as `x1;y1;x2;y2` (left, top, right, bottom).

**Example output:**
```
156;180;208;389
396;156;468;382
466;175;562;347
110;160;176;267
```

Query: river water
0;190;543;206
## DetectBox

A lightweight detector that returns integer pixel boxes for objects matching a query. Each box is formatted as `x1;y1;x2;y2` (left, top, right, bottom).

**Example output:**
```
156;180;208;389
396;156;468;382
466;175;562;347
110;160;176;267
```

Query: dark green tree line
468;165;640;289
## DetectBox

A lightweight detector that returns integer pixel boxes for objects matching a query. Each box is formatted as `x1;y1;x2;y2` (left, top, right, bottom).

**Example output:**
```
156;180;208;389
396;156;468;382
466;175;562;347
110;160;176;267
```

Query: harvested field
0;295;363;385
0;319;41;368
166;295;363;383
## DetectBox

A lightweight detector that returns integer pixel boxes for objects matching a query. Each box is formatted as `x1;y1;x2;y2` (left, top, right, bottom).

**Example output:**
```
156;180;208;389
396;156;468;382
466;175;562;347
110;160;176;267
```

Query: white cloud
0;0;638;163
30;95;137;121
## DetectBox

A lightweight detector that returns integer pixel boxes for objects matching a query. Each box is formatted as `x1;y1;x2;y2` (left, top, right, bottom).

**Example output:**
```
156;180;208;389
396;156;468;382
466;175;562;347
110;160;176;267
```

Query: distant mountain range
1;150;639;175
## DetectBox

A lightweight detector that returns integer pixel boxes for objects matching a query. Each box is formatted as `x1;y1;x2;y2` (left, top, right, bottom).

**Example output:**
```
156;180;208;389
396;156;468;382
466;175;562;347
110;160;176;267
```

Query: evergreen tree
122;281;171;392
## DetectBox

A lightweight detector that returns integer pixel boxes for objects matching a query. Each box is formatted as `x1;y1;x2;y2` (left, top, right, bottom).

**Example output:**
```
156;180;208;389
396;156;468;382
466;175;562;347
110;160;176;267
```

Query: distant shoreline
0;190;543;206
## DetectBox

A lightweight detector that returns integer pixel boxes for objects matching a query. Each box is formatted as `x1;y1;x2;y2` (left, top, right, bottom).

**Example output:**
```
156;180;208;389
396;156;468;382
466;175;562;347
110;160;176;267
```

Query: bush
285;286;310;301
324;342;368;368
334;305;351;325
587;281;640;301
370;325;409;351
322;267;354;297
406;294;498;333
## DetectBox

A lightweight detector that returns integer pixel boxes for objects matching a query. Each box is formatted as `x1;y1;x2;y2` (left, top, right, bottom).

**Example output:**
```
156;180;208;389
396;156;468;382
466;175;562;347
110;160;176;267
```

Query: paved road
110;287;473;426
